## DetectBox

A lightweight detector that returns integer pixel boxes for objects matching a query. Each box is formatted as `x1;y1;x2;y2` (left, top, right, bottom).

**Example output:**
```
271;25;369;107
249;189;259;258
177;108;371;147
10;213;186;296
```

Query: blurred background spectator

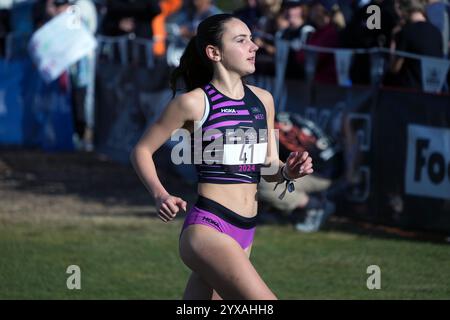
385;0;443;89
252;0;284;75
164;0;222;67
167;0;222;42
295;0;341;84
151;0;182;57
234;0;263;32
341;0;399;85
277;0;315;79
44;0;98;151
99;0;161;38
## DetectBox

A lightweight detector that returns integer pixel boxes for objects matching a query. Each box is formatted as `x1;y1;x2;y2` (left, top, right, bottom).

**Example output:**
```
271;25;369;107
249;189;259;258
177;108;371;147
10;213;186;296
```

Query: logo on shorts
202;216;220;228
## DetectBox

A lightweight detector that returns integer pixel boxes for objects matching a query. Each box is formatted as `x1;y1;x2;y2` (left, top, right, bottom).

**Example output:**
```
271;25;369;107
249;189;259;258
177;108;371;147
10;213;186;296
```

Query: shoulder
425;22;443;37
246;84;273;103
246;84;275;114
170;87;205;121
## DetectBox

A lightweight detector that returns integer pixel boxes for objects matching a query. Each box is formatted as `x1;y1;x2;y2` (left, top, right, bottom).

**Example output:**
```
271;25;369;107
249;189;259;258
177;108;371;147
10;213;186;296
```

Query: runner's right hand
155;194;187;222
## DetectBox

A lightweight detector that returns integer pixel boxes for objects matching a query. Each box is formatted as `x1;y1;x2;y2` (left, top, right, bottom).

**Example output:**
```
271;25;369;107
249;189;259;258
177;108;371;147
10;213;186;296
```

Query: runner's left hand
284;151;314;180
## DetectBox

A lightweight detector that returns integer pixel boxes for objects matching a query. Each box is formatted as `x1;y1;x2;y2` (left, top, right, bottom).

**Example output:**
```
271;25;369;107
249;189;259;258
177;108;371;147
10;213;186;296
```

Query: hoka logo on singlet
220;108;237;113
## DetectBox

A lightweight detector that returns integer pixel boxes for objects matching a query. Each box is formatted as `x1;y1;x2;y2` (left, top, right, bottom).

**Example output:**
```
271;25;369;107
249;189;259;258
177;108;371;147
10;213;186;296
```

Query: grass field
1;215;449;300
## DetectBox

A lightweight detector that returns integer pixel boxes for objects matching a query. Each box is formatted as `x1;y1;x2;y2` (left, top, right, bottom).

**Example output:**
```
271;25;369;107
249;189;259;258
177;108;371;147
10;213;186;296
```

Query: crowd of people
1;0;449;86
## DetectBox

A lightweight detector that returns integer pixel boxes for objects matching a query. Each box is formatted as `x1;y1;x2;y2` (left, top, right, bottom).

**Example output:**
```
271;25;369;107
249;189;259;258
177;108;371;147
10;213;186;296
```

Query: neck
211;74;244;99
410;12;426;22
291;19;304;29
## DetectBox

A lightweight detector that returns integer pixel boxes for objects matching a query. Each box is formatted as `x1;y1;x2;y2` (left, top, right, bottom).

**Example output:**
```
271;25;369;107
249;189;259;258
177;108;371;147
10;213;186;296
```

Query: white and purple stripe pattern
212;100;245;110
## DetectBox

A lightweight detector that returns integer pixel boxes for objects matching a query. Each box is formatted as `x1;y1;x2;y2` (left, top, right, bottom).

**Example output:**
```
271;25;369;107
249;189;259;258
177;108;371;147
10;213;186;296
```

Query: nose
251;40;259;52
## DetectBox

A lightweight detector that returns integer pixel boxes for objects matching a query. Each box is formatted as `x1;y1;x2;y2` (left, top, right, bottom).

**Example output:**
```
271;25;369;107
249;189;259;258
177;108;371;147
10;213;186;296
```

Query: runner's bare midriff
198;183;258;218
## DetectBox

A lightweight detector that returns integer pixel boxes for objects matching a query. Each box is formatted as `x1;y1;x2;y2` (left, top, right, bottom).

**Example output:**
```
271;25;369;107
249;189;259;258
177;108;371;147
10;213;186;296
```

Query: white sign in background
28;9;97;83
405;124;450;200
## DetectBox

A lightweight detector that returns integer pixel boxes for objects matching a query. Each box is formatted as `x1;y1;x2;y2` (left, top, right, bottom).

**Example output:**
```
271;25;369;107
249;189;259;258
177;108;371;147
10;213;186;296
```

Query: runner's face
218;19;259;76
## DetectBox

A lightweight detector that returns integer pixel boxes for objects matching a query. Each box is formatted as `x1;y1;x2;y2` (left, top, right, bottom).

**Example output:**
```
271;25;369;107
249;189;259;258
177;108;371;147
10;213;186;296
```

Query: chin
240;67;256;77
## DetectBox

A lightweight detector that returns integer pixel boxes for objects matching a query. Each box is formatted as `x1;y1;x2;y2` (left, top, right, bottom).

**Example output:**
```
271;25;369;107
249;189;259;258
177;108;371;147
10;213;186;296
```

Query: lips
247;57;255;64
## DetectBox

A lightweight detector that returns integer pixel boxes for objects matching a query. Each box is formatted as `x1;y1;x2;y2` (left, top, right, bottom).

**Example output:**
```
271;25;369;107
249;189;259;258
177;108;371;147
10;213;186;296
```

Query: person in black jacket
387;0;443;89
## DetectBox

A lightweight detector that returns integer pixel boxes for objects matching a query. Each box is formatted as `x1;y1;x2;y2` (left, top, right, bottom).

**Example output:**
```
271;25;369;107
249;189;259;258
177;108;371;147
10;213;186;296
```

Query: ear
205;44;221;62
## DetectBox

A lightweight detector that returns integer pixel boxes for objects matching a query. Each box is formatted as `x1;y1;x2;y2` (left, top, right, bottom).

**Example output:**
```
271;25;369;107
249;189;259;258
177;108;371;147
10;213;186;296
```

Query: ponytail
169;35;213;98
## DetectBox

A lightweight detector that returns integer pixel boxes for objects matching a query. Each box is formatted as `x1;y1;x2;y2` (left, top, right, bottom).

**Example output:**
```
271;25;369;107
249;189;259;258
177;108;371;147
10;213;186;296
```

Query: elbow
130;144;152;166
129;145;142;166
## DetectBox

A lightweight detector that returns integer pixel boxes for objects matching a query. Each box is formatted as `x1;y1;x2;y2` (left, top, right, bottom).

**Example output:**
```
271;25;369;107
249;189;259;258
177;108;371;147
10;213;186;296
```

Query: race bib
222;143;267;165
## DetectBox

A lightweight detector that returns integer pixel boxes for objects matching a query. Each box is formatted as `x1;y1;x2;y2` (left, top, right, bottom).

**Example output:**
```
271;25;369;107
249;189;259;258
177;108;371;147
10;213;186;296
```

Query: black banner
374;88;450;232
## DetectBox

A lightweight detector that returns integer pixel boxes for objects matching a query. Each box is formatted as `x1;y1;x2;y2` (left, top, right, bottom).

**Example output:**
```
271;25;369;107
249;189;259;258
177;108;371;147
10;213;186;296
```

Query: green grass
1;217;449;299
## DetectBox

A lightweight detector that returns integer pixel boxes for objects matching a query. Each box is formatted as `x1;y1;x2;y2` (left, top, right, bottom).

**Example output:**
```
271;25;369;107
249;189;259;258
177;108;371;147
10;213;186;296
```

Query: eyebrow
233;34;252;39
